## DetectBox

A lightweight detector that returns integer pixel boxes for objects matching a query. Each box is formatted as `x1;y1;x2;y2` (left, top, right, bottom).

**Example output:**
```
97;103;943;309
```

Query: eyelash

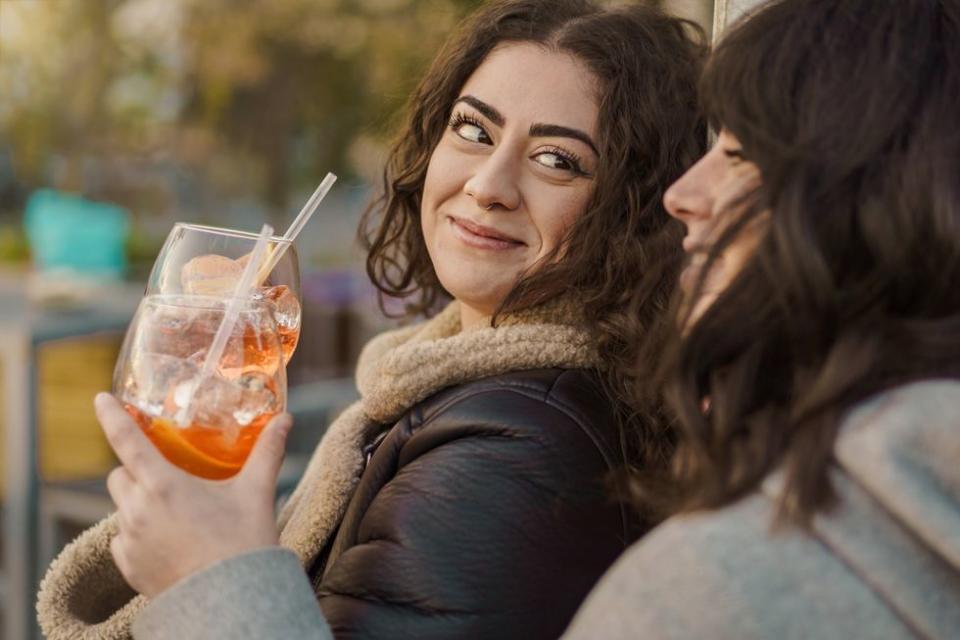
723;148;746;162
540;146;587;176
448;113;489;143
447;111;589;177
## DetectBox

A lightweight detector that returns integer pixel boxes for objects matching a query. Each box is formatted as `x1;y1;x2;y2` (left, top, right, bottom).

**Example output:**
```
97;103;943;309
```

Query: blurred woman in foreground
566;0;960;637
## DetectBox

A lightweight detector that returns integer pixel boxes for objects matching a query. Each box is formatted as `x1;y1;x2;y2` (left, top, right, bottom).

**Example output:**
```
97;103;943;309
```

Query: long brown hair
360;0;706;474
639;0;960;523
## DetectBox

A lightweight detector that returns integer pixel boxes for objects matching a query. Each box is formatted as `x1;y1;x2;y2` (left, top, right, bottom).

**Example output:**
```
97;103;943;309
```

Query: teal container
24;189;130;277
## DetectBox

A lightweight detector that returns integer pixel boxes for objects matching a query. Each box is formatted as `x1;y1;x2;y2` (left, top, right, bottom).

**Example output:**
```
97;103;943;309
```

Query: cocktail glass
113;222;302;479
147;222;302;363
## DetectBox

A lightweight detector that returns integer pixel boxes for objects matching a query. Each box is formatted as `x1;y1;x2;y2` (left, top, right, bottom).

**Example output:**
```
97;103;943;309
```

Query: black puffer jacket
311;367;641;640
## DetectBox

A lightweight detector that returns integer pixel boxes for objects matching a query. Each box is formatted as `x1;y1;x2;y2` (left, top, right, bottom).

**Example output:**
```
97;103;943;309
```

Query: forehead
460;42;600;136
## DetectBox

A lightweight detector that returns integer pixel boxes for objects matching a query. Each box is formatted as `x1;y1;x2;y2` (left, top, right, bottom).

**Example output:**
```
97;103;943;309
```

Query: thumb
240;413;292;487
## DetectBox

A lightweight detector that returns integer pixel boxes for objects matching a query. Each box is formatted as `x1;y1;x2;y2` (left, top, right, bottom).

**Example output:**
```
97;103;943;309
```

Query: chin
440;276;510;314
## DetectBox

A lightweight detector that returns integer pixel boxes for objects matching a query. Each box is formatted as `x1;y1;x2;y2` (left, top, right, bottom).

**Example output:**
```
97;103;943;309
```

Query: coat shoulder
410;367;616;452
565;492;915;640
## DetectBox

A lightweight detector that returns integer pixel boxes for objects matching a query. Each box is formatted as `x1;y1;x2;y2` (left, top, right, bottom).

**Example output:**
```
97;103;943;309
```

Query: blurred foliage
0;223;29;262
0;0;484;220
125;224;165;264
0;0;706;235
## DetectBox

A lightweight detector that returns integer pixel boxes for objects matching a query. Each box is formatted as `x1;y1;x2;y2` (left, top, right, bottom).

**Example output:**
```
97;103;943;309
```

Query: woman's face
421;42;600;324
663;129;764;323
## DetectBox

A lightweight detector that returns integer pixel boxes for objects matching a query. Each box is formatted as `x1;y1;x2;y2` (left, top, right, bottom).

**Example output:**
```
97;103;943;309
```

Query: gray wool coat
565;379;960;640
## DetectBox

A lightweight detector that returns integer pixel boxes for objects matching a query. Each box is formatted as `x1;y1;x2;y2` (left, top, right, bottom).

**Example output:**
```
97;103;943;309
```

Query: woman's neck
458;302;493;332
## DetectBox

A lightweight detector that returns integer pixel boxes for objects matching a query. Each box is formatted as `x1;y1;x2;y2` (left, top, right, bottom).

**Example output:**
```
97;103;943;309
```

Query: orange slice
144;418;243;480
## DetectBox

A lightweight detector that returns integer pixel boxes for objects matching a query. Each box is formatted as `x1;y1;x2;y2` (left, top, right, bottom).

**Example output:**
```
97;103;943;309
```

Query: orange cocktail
124;405;274;480
114;293;290;479
114;223;304;479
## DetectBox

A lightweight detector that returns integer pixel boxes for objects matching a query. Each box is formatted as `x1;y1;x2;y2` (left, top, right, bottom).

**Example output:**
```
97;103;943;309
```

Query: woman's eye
534;150;586;176
452;118;491;144
723;148;746;164
535;152;571;170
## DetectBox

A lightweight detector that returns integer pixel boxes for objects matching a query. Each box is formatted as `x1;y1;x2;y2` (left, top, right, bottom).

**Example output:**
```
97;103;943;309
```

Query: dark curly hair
359;0;707;482
637;0;960;524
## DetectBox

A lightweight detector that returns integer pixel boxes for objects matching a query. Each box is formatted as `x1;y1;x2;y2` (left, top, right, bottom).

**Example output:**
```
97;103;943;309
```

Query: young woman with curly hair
38;2;705;639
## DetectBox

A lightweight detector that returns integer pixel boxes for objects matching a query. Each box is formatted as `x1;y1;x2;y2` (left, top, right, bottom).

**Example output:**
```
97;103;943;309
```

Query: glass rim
173;222;293;245
142;293;277;314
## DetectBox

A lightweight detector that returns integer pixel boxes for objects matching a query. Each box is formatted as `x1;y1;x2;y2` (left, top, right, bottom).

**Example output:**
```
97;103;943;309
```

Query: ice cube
256;285;301;332
150;305;192;333
125;353;199;418
186;374;243;429
139;303;216;361
231;371;280;427
180;254;242;296
184;371;279;435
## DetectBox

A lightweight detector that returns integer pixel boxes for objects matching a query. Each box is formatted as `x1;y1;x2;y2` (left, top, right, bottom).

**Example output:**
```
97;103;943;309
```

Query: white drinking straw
176;223;275;427
257;172;337;284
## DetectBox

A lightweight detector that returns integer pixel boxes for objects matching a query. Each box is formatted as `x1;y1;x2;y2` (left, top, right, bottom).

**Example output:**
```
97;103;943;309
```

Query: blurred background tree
0;0;484;246
0;0;709;265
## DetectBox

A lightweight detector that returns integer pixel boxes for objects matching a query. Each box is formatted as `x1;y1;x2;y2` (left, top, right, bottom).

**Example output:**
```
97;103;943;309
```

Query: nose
663;155;713;227
463;148;522;212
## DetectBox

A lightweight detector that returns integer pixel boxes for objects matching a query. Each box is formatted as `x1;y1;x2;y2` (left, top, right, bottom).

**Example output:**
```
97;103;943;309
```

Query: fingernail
277;414;293;436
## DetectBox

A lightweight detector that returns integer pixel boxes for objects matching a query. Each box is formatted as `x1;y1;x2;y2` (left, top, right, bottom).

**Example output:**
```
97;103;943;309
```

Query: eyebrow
453;95;599;156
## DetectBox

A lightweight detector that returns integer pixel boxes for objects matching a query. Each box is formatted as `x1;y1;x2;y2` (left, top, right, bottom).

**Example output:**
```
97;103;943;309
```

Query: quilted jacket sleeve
316;384;627;640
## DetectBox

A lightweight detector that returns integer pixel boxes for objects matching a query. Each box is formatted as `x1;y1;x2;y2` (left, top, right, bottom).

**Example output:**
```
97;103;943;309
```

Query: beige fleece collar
357;299;595;421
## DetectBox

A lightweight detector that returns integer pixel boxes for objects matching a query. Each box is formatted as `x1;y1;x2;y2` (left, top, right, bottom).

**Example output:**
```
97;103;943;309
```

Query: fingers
240;413;292;488
106;466;136;510
107;466;153;537
94;392;172;482
110;532;142;594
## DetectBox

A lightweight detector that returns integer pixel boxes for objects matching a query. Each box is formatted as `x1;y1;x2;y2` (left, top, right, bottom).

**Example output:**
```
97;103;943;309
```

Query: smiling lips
679;235;725;292
448;216;526;250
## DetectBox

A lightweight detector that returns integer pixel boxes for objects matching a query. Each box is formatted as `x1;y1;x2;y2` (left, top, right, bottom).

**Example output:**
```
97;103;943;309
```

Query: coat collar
278;297;599;565
356;299;598;422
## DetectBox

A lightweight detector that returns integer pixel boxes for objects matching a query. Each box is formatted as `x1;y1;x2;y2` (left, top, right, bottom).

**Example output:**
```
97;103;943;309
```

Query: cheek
531;187;592;254
422;140;467;202
722;213;768;273
421;146;453;238
421;152;444;217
